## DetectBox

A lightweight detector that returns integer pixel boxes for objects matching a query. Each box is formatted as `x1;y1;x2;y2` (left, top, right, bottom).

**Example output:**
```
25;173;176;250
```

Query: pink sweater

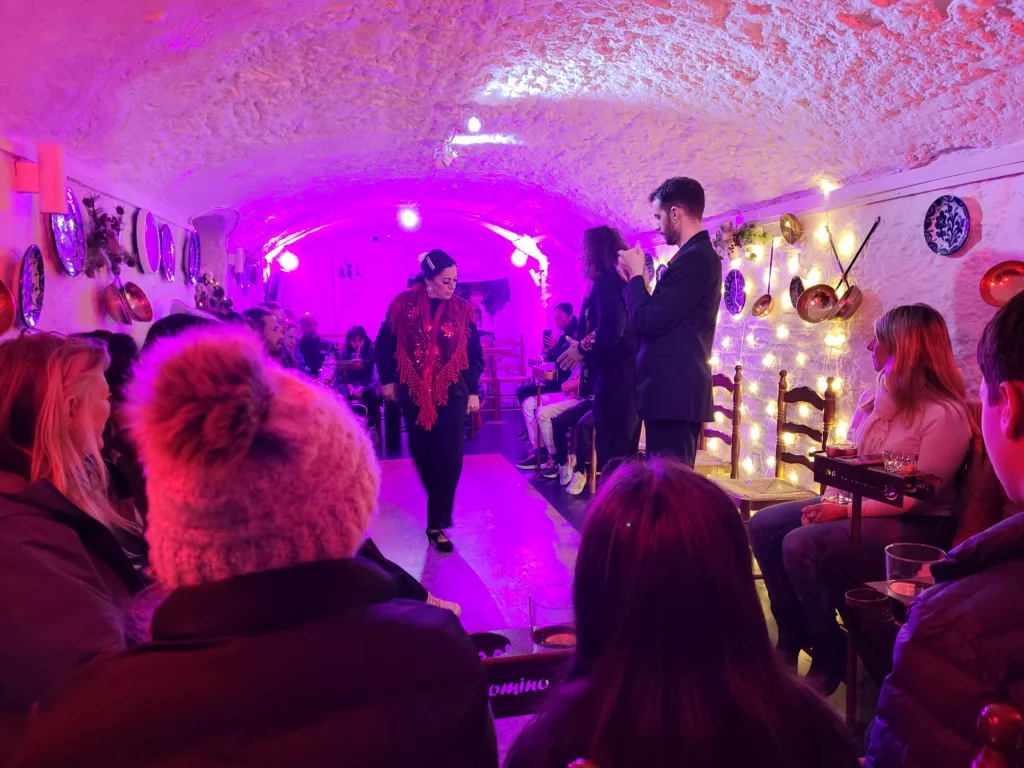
847;387;971;517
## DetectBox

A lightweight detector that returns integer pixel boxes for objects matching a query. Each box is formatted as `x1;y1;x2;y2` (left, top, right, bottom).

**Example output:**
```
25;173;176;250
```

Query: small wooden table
533;363;558;470
811;453;939;726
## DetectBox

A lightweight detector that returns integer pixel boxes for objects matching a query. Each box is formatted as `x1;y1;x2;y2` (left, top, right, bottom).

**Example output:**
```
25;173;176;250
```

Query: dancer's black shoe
427;529;454;553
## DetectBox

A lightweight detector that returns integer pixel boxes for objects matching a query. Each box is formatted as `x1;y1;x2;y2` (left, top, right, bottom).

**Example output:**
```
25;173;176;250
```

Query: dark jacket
546;317;579;385
13;558;498;768
0;462;147;714
578;273;637;399
340;345;378;389
298;336;337;378
625;230;721;423
865;512;1024;768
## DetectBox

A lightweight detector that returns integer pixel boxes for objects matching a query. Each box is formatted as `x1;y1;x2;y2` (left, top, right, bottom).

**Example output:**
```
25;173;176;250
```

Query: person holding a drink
748;304;972;694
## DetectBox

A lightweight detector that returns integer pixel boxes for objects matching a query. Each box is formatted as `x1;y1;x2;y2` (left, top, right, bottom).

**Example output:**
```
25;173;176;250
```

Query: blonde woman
0;334;146;713
749;304;971;694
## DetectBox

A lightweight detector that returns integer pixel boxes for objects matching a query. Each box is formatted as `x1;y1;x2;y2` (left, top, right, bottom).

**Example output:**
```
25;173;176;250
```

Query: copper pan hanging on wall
980;261;1024;307
797;217;880;323
752;239;776;318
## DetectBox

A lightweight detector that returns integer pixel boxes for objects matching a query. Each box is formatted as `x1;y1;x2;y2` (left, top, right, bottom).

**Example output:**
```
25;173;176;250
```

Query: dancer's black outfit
625;230;721;467
577;272;638;472
376;283;483;543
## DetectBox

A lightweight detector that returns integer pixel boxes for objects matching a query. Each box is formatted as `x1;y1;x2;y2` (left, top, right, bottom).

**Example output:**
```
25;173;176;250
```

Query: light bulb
277;250;299;272
814;225;829;244
832;377;843;391
783;433;795;446
721;337;732;349
776;326;790;340
708;438;719;452
715;411;725;424
762;353;776;367
750;424;761;442
781;292;793;310
468;116;482;133
766;401;777;416
796;352;807;366
789;471;799;483
837;420;849;439
709;354;720;366
806;267;821;285
730;257;742;269
799;404;811;418
766;456;777;468
817;376;828;392
838;232;856;256
398;207;420;230
746;332;757;346
749;382;759;395
742;457;755;474
820;180;840;196
788;255;800;275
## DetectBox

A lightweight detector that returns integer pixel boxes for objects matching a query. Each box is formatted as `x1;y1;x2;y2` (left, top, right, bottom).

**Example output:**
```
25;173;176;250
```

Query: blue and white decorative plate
924;195;970;256
724;269;746;315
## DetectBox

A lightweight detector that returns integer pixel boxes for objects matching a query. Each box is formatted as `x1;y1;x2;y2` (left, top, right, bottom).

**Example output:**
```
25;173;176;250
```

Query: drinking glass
530;584;576;648
883;451;919;476
885;543;945;599
824;426;857;504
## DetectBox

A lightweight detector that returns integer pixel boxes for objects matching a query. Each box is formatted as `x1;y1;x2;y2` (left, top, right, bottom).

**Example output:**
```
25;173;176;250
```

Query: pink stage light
278;250;299;272
511;249;529;268
398;207;420;230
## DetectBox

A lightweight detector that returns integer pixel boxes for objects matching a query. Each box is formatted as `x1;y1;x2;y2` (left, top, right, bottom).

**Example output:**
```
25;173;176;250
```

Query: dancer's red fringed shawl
388;283;475;430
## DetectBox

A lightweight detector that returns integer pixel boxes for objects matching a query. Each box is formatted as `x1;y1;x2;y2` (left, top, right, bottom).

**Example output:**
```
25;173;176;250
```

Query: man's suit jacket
625;230;721;423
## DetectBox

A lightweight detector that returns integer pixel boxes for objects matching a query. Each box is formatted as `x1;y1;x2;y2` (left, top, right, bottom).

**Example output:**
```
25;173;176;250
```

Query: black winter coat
865;512;1024;768
577;272;636;399
625;230;721;423
12;558;498;768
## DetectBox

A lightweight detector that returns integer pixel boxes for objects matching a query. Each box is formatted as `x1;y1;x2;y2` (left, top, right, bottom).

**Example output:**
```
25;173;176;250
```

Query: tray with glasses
813;451;940;508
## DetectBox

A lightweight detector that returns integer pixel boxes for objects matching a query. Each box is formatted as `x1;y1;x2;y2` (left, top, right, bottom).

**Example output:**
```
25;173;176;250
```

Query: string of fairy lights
702;226;857;486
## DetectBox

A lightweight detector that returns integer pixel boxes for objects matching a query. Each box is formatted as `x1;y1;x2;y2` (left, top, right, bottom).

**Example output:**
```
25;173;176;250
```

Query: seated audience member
281;318;307;372
506;460;858;768
298;313;337;378
341;325;381;433
13;328;496;767
865;292;1024;768
243;307;284;359
516;302;579;412
144;313;215;350
565;409;595;496
0;335;148;716
749;304;971;694
75;331;149;555
549;396;594;485
517;366;582;472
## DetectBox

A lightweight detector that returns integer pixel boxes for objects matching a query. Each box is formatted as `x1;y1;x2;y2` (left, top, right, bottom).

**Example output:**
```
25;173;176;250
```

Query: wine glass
824;426;858;504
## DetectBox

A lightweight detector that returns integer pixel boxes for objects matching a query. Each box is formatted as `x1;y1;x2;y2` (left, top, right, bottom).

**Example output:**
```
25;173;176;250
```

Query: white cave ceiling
1;0;1023;248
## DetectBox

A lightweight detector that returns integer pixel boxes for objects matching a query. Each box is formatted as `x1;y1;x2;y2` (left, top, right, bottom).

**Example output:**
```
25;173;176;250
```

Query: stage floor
368;453;581;634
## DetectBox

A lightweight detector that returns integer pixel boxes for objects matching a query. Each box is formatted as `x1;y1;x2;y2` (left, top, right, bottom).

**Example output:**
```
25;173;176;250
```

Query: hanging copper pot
102;278;132;325
798;217;880;323
752;239;776;318
122;282;153;322
780;213;803;245
980;261;1024;307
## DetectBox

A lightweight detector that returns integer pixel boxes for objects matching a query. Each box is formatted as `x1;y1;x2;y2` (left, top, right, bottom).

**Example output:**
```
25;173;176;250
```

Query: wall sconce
14;143;67;214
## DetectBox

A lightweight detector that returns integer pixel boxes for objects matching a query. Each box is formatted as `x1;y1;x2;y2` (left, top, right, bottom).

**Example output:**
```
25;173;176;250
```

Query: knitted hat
125;327;379;589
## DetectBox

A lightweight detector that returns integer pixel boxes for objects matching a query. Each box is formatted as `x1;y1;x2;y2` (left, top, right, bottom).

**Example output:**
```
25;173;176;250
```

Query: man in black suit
618;177;721;466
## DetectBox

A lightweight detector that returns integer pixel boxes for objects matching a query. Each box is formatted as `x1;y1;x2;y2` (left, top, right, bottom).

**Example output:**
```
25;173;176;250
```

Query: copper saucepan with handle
797;217;880;323
752;239;776;318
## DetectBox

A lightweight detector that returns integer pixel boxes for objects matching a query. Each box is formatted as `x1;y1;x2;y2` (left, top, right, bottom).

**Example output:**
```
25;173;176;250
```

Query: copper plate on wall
780;213;803;245
0;279;15;334
980;261;1024;307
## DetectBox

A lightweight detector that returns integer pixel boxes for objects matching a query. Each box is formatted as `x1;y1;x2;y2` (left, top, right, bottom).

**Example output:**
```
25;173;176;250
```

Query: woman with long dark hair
506;460;859;768
376;250;484;553
341;325;381;433
558;226;637;473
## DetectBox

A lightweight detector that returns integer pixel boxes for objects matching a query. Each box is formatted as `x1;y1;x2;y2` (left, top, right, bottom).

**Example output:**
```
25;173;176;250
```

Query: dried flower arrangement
82;196;139;277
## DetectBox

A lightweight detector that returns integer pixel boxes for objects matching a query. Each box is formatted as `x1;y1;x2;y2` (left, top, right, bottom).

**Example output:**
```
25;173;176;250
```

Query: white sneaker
566;471;587;495
559;455;577;486
426;593;462;617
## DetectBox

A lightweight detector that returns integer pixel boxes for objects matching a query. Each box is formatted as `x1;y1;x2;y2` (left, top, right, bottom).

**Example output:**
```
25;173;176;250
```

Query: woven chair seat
714;476;817;504
694;450;731;478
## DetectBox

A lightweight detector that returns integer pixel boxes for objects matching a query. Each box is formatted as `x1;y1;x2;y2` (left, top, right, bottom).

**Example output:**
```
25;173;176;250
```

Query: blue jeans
748;497;951;648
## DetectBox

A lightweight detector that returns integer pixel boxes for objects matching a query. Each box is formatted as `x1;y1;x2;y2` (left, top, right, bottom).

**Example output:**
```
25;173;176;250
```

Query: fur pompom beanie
125;327;379;589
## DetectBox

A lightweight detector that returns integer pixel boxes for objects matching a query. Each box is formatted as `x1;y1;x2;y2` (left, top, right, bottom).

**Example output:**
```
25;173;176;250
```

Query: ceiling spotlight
511;249;529;268
398;207;420;230
278;250;299;272
468;116;482;133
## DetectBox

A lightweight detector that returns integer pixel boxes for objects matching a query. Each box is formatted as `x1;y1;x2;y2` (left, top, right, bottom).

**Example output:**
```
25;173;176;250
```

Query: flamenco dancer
376;250;483;553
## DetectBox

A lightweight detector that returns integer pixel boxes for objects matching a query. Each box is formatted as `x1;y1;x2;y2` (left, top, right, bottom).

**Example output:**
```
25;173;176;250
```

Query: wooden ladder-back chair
714;369;837;521
483;335;532;419
695;365;742;479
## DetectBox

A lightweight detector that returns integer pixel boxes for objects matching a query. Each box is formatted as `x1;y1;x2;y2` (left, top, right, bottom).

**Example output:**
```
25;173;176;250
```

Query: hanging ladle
797;217;880;324
752;239;775;318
